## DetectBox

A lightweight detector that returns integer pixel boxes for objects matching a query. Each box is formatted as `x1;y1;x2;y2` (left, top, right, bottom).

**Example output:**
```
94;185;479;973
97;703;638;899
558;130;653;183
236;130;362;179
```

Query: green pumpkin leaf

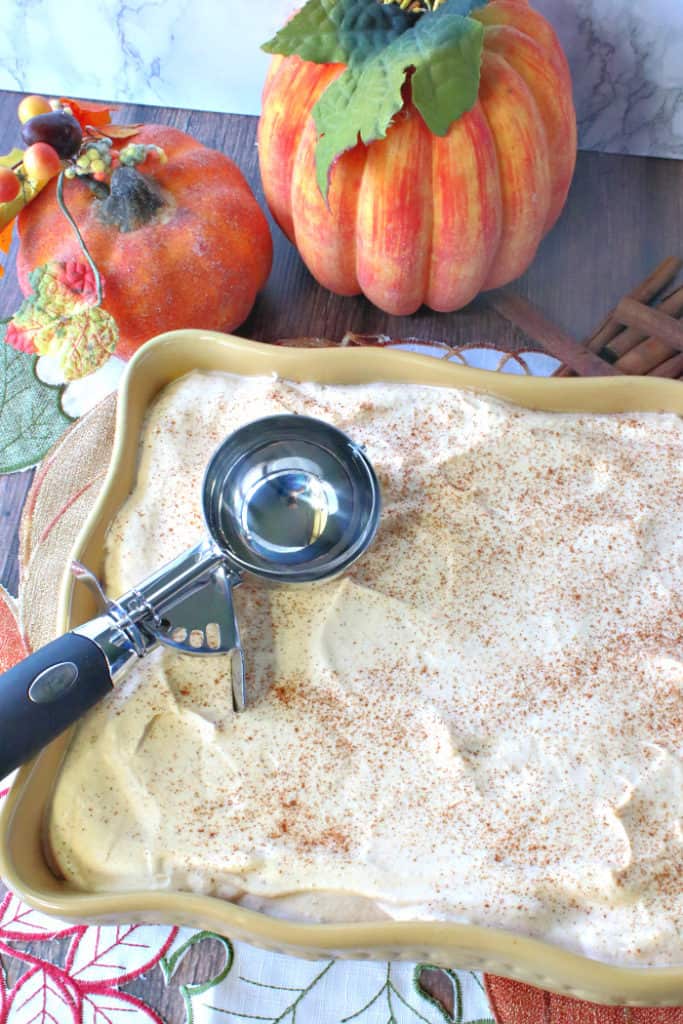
0;326;72;474
262;0;413;65
313;10;483;196
411;11;484;136
313;59;403;198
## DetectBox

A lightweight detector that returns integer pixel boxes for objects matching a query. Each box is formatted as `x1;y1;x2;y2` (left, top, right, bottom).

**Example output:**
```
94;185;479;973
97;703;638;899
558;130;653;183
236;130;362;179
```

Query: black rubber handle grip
0;633;113;780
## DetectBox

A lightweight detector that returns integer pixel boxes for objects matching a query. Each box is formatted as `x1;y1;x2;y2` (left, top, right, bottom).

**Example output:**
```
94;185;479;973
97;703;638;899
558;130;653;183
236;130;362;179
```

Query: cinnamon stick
586;257;682;353
606;285;683;359
613;297;683;353
614;337;679;375
554;258;683;376
650;351;683;378
488;289;620;377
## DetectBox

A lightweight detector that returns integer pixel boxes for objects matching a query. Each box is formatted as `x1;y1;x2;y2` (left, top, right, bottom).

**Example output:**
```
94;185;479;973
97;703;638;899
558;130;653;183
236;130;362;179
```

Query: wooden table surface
0;86;682;1019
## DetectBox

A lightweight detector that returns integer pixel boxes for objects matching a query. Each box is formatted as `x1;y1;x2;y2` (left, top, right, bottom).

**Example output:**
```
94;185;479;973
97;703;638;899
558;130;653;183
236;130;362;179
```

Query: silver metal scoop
205;415;378;582
0;415;380;777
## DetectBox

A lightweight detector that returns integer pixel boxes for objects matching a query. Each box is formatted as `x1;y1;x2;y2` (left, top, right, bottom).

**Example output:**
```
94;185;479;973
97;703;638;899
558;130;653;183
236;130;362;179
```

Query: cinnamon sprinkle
47;371;683;968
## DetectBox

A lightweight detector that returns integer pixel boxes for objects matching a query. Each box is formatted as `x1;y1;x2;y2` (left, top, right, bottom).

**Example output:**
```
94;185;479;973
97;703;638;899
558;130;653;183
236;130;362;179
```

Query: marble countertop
0;0;681;160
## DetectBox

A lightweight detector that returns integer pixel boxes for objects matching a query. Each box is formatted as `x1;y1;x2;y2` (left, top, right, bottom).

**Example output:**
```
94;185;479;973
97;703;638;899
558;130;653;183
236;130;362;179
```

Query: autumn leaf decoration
6;259;118;379
5;174;119;379
0;99;138;379
0;332;72;474
61;97;121;132
0;98;144;473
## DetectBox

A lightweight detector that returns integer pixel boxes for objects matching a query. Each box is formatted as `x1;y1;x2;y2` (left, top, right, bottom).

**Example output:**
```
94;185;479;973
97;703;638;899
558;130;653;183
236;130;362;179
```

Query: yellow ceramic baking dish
3;331;683;1007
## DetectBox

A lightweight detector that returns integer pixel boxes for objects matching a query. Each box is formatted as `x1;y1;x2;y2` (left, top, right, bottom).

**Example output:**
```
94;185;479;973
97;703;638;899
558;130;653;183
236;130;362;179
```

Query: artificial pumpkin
17;125;272;360
258;0;576;316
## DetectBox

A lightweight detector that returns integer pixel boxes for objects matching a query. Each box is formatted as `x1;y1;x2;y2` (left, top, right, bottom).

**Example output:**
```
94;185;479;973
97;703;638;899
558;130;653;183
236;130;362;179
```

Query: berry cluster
0;95;69;202
119;143;167;168
66;138;117;182
64;140;166;183
0;93;166;204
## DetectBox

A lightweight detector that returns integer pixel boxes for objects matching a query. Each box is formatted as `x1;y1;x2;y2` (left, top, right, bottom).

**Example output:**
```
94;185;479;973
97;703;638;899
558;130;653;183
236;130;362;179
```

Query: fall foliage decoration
1;96;272;376
17;124;272;361
0;93;272;475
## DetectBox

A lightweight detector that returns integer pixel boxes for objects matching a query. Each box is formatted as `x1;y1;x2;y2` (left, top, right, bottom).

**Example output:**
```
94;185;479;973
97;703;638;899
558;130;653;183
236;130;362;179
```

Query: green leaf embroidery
413;965;496;1024
209;958;334;1023
262;0;413;65
342;963;436;1024
0;326;72;474
312;9;483;195
160;930;234;1024
415;965;462;1023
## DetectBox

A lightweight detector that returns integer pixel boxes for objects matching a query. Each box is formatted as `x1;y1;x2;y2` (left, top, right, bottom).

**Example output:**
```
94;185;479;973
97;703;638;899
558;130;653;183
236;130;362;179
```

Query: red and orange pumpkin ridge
258;0;576;316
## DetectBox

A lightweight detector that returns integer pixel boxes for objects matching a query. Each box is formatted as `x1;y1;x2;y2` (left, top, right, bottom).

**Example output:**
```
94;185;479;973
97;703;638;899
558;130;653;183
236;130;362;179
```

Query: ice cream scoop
0;414;380;777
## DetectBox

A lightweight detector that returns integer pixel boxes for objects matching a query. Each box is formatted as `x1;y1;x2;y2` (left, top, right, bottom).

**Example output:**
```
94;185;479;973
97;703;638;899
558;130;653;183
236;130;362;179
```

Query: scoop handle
0;633;113;780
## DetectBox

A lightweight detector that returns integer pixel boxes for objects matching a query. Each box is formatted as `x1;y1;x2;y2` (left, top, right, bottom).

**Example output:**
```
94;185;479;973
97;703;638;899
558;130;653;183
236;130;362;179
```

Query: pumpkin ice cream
47;370;683;967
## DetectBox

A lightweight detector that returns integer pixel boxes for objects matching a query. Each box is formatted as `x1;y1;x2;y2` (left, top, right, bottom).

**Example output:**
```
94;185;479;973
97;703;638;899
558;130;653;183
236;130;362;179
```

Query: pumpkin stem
96;165;165;232
82;176;111;200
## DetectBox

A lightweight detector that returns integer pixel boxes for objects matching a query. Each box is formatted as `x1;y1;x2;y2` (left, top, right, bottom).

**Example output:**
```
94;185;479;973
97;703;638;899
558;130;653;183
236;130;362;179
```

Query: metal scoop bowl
0;415;380;777
205;414;378;582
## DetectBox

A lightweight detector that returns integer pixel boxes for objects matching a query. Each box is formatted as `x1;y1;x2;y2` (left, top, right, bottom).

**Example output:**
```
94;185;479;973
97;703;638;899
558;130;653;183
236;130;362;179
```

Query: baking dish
3;330;683;1007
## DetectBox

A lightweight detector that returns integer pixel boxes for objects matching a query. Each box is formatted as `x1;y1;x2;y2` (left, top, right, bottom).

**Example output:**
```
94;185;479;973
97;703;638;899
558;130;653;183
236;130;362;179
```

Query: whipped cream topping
47;371;683;965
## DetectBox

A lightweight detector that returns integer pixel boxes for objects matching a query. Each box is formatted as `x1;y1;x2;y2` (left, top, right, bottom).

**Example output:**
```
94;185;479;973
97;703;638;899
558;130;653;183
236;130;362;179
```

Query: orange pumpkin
17;125;273;359
258;0;576;316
